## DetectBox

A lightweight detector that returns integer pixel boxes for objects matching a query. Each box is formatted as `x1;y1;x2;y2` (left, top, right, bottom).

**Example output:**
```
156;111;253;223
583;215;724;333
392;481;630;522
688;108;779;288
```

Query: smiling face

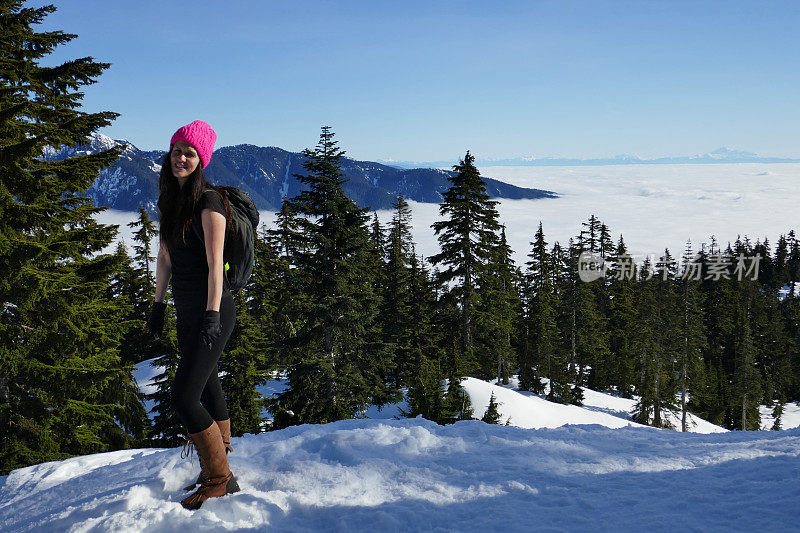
170;140;200;185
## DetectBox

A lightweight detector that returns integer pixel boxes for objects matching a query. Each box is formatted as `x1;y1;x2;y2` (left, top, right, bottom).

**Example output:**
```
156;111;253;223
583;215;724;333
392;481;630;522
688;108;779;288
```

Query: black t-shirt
167;190;228;296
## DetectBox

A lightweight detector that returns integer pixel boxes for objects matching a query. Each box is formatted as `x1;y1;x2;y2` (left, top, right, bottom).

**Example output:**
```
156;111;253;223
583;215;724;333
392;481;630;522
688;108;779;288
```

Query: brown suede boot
180;422;240;510
183;419;234;491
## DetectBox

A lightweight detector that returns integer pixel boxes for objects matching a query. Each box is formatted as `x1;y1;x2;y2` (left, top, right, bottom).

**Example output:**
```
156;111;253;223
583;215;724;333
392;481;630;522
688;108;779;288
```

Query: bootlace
180;436;195;466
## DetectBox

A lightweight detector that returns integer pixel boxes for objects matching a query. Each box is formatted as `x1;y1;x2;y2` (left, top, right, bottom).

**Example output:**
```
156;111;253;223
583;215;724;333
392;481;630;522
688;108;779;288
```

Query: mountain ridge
44;133;556;215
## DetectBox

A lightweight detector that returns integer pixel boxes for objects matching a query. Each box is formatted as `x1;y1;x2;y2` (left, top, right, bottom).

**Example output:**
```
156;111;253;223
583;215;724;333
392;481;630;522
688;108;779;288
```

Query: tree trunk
742;393;747;430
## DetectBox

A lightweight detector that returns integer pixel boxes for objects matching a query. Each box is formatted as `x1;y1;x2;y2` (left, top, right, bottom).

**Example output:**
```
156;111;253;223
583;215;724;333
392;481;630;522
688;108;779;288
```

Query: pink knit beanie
170;120;217;168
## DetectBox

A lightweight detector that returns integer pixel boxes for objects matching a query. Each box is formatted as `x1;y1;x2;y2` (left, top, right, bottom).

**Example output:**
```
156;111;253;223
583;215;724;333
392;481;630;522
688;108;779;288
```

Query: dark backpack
193;187;259;292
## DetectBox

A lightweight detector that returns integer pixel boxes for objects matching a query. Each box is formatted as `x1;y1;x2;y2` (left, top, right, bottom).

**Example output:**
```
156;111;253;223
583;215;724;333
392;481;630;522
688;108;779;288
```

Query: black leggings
171;289;236;433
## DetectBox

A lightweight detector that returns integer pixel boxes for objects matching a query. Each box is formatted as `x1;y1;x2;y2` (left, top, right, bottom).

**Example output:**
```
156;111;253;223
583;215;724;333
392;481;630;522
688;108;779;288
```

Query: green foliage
474;227;519;383
219;288;269;436
268;127;395;428
0;1;146;473
430;151;501;378
481;392;502;424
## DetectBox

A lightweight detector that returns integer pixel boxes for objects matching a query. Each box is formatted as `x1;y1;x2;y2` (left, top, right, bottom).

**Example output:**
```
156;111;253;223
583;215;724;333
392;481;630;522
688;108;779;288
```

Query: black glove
146;301;168;335
199;310;222;350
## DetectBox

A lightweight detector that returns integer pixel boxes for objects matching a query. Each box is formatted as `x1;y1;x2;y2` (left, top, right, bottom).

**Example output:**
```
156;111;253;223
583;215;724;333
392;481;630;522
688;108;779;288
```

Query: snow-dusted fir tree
0;1;146;473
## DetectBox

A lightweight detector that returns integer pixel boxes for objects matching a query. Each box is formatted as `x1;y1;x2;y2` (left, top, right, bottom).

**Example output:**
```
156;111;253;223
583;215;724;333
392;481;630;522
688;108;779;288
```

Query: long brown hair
157;151;232;251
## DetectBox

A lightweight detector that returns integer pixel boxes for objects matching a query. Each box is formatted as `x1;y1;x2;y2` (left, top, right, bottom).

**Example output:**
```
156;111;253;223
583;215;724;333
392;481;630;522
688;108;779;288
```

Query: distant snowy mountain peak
706;146;758;159
88;131;126;152
389;148;800;168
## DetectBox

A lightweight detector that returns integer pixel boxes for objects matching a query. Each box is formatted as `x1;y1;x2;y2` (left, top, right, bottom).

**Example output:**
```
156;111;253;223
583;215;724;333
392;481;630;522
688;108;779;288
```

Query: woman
145;120;240;510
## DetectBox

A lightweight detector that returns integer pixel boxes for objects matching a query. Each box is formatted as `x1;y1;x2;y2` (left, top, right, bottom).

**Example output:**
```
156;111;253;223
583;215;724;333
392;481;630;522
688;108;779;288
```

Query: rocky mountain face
43;133;556;215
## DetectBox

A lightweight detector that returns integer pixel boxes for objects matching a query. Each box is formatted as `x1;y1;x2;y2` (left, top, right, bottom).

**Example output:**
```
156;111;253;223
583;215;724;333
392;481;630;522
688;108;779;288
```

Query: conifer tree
771;401;783;431
0;1;146;472
146;328;182;446
270;197;306;260
521;223;561;397
401;251;448;422
117;208;162;366
481;392;502;424
734;312;762;430
269;127;391;428
606;236;638;397
632;251;680;428
429;151;501;378
219;287;268;436
559;238;608;405
677;241;707;431
441;374;474;423
474;226;518;383
380;196;415;388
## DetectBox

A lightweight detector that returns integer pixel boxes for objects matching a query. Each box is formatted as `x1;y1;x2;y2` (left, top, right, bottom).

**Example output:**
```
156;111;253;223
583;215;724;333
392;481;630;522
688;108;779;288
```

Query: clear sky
33;0;800;162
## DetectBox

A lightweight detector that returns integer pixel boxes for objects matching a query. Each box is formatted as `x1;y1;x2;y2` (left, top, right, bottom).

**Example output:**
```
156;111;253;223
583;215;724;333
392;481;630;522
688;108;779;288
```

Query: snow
760;402;800;430
464;377;727;434
2;363;794;531
1;419;798;532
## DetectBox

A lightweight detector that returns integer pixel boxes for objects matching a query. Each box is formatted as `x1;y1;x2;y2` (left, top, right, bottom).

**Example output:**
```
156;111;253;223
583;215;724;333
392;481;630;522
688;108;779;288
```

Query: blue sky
35;0;800;161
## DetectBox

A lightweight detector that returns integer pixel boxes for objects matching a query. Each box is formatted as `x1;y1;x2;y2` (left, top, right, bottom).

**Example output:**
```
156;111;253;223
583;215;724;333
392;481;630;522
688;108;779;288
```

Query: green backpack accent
193;187;259;291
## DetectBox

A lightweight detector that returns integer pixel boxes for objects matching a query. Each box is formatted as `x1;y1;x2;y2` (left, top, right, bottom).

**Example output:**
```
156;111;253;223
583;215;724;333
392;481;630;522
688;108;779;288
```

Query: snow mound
1;419;798;532
464;377;727;434
760;402;800;430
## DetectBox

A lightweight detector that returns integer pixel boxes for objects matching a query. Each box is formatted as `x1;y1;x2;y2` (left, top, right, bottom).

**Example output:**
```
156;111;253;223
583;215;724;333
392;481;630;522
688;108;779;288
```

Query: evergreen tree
632;250;680;428
733;309;762;430
481;392;502;424
771;401;783;431
219;286;269;436
269;127;392;428
270;197;306;260
606;236;638;397
474;226;518;383
145;323;182;446
117;208;162;366
0;1;146;473
380;196;415;388
401;251;448;422
521;223;561;397
441;374;474;423
677;241;707;431
559;237;608;405
429;151;501;378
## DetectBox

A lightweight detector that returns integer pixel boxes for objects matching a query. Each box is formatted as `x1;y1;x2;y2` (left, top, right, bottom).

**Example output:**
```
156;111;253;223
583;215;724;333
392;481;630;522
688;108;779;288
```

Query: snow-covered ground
10;364;799;531
2;419;798;532
760;402;800;431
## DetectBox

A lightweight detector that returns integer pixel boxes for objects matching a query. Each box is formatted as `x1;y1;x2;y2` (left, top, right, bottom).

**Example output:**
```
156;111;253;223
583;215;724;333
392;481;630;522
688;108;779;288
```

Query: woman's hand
199;310;221;349
146;301;168;335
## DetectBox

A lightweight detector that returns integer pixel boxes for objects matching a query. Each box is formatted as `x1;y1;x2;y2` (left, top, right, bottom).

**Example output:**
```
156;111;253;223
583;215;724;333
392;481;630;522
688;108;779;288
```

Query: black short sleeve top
167;189;228;296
